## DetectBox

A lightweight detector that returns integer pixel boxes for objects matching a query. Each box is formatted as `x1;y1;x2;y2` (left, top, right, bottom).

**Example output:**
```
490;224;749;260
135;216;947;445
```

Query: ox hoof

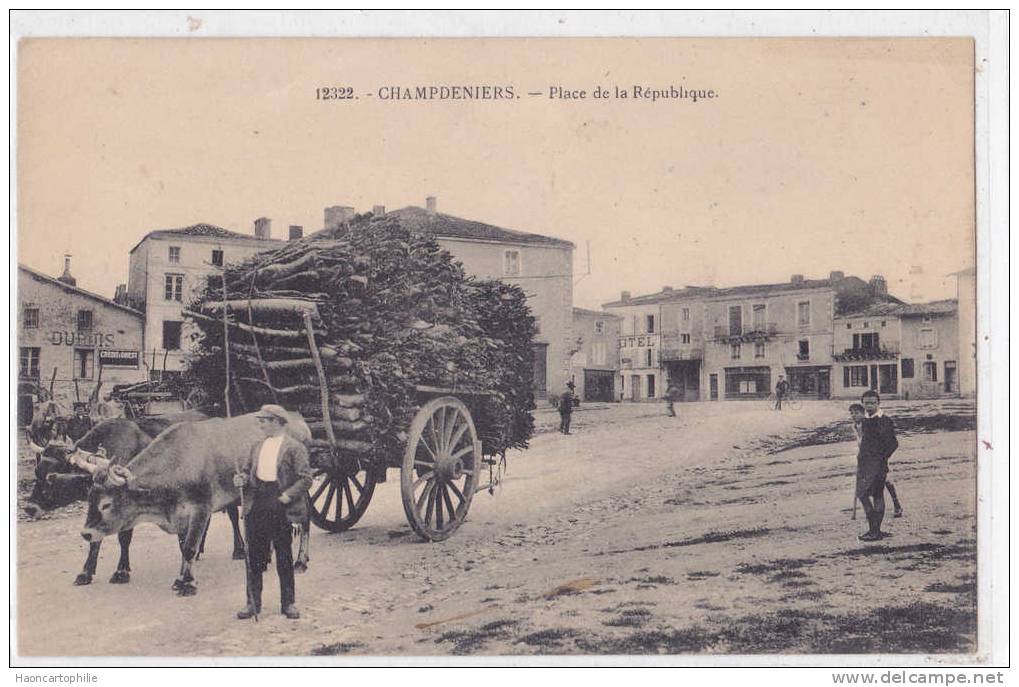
176;583;198;597
232;549;247;561
109;571;131;584
73;574;93;586
294;561;308;574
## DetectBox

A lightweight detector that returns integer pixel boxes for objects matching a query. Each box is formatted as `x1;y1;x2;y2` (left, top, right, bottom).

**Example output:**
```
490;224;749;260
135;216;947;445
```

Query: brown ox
80;412;313;596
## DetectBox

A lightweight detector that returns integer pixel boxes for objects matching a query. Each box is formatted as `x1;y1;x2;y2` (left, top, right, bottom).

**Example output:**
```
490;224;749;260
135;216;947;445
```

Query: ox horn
105;465;133;487
68;450;111;475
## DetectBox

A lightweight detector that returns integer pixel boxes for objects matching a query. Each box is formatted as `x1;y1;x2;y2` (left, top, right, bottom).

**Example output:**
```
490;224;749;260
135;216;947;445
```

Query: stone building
570;307;620;402
953;267;977;397
18;260;145;420
125;221;287;377
832;299;960;399
601;286;713;402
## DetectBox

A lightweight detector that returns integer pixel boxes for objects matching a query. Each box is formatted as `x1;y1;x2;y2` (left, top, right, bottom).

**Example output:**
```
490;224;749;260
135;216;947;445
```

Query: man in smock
234;405;313;620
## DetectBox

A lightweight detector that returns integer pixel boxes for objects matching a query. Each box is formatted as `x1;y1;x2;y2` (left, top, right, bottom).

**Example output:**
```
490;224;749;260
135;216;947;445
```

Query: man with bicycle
774;374;790;410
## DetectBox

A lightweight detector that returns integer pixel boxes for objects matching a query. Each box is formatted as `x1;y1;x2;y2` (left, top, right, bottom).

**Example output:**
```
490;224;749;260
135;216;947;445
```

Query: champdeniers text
378;85;516;100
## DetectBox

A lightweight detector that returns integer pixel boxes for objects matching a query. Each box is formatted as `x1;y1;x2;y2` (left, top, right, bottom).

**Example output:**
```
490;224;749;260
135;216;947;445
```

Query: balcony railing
832;344;900;362
712;322;778;342
660;346;704;362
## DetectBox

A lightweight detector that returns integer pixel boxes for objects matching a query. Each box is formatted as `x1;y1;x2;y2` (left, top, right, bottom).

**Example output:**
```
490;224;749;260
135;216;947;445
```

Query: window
730;343;741;360
645;348;653;367
846;322;852;329
646;375;656;398
752;304;766;330
846;365;869;387
23;306;39;328
901;358;915;378
595;320;605;335
645;314;655;334
881;321;886;327
533;316;541;335
681;333;691;344
918;328;937;349
798;339;810;360
162;320;183;350
923;361;938;382
168;246;181;264
76;309;94;332
73;348;94;379
682;308;690;321
739;380;757;394
503;250;521;277
754;341;766;358
853;332;880;350
797;301;811;327
211;249;224;267
165;274;184;302
728;305;742;336
19;347;40;378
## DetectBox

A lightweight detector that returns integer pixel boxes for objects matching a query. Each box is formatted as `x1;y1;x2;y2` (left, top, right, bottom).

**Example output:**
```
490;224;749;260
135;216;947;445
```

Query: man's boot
237;567;263;619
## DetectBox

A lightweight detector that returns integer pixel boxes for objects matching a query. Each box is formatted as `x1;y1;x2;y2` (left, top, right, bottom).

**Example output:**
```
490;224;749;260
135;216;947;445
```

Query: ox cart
190;295;509;543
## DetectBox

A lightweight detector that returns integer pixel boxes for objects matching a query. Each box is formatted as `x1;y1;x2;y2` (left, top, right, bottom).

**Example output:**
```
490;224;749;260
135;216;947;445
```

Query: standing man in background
665;381;682;417
559;381;576;435
774;375;790;410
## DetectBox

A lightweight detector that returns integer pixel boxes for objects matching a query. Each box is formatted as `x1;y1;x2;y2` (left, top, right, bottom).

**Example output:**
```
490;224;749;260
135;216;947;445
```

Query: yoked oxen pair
25;411;250;585
80;411;313;596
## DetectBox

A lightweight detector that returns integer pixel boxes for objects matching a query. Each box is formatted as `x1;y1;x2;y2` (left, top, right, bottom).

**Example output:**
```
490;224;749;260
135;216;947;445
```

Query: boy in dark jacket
855;391;899;541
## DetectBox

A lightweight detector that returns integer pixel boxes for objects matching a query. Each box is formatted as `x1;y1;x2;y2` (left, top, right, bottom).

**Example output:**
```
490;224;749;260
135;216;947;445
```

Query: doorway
709;374;718;401
629;375;641;401
944;361;957;394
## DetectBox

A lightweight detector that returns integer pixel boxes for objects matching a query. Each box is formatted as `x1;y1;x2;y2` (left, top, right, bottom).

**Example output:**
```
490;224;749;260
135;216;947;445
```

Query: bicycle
765;392;802;411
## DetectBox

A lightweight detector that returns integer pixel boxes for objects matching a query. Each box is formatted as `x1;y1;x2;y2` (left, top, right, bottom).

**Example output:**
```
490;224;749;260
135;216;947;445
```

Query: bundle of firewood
183;213;537;462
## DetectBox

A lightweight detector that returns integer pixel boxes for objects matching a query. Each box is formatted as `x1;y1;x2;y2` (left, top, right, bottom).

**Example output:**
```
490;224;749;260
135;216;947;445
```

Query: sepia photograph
9;11;1008;672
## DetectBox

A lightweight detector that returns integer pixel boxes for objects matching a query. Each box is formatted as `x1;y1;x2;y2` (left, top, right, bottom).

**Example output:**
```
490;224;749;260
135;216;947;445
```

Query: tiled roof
707;278;838;299
842;299;958;318
130;223;282;253
385;207;574;249
18;264;143;317
573;307;620;319
602;286;717;308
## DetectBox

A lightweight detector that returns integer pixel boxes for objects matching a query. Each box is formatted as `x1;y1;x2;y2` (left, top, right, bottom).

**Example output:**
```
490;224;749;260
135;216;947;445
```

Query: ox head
81;464;150;542
23;438;91;517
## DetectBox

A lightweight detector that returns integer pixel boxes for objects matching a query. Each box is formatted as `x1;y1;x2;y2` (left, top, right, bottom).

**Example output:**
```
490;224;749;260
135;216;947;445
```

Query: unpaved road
15;400;977;658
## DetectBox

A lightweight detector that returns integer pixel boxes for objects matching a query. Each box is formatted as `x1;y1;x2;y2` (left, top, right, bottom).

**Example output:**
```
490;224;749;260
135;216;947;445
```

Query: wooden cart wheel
401;396;482;542
309;465;376;533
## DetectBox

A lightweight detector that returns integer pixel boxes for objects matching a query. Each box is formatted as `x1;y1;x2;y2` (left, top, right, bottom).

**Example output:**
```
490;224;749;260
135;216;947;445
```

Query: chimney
790;274;804;284
372;205;386;217
324;205;356;231
253;217;271;240
288;225;303;241
58;254;77;287
620;290;631;303
829;270;845;282
425;196;437;213
869;274;888;296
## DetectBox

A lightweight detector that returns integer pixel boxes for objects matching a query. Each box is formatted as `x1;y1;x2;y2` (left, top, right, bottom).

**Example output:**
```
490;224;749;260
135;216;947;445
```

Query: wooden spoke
435;485;445;529
448;422;470;454
447;480;466;507
442;484;457;520
451;444;475;460
308;464;376;534
424;482;437;526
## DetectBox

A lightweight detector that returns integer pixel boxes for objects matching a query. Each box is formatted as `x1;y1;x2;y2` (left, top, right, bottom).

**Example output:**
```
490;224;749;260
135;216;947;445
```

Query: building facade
832;300;960;399
703;279;839;401
18;261;145;418
602;287;711;402
379;201;575;400
125;221;286;377
954;267;976;396
570;308;620;402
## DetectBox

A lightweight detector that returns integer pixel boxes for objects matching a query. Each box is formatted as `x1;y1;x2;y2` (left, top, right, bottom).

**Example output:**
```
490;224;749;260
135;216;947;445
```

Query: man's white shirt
256;434;285;481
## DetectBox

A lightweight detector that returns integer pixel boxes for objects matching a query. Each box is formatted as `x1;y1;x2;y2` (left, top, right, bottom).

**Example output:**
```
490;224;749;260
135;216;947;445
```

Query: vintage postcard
9;12;1007;671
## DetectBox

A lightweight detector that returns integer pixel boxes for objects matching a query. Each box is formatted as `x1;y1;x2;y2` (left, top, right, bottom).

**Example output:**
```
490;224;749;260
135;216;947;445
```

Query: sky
17;38;974;309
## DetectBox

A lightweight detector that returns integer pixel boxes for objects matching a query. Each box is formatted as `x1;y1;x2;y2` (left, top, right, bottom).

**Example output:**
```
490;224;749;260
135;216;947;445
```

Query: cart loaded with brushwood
184;213;537;541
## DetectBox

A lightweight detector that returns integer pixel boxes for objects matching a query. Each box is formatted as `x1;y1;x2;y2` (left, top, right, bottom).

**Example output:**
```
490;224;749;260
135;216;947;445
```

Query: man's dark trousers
244;479;295;611
559;410;572;434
